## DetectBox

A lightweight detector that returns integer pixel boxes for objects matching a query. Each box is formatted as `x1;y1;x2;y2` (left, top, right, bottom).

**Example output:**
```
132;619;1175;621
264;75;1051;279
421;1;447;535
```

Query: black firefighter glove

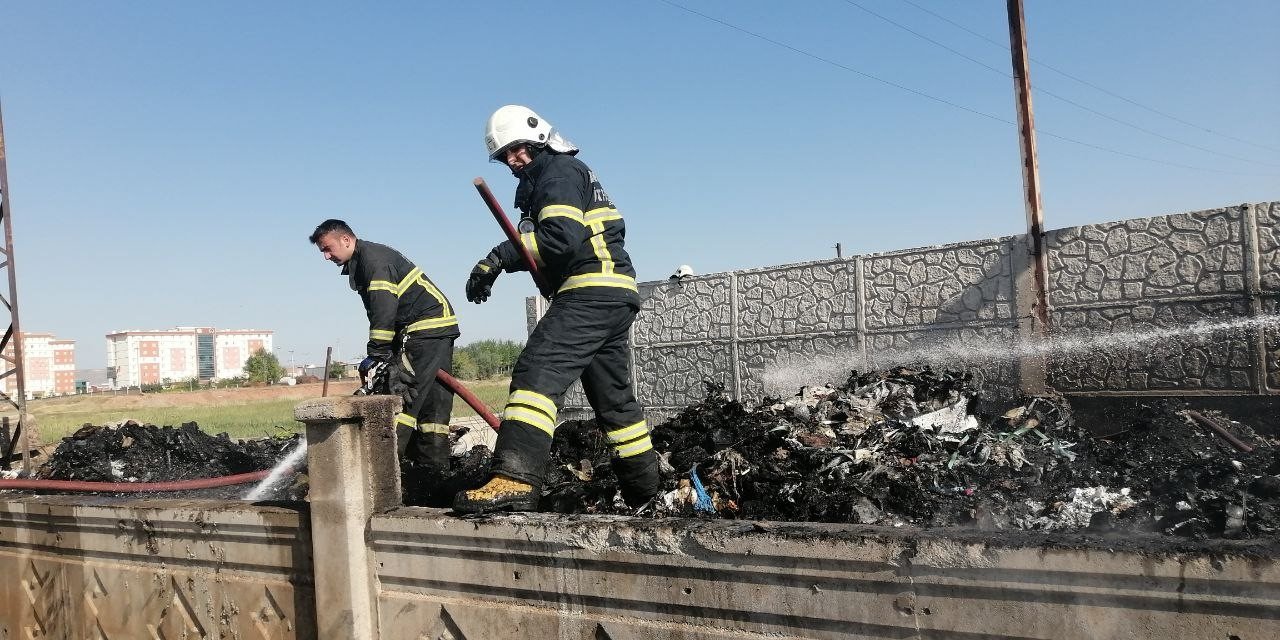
354;353;391;396
466;248;504;303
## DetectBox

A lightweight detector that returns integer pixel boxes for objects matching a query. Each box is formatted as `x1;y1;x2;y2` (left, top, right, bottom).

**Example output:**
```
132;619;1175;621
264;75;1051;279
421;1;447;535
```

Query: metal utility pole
1007;0;1049;394
0;100;32;471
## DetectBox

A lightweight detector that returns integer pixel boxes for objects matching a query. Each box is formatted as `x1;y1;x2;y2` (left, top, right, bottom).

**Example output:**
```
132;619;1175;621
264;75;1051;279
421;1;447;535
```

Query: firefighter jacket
344;239;459;357
494;151;640;304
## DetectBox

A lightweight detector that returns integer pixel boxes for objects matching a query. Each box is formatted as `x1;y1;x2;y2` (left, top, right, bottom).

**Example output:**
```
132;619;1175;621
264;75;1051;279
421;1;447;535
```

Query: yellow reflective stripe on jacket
504;406;556;436
417;422;450;435
370;329;396;342
415;274;453;317
520;232;544;267
605;420;648;444
405;315;458;333
584;207;617;274
508;389;557;420
584;207;622;225
557;272;638;293
395;267;423;296
538;204;585;224
367;281;398;294
614;436;654;458
395;412;417;428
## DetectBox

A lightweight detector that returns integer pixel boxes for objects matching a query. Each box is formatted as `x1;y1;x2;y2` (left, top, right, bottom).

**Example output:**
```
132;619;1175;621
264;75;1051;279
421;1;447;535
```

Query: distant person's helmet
485;105;578;161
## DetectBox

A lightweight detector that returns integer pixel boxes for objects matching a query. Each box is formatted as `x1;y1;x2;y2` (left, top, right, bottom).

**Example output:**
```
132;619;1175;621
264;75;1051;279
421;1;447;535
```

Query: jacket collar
341;239;365;277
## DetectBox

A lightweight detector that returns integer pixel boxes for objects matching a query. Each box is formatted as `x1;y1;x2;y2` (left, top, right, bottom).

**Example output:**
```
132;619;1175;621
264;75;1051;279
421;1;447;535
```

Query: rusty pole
0;100;31;472
1007;0;1049;395
321;346;333;397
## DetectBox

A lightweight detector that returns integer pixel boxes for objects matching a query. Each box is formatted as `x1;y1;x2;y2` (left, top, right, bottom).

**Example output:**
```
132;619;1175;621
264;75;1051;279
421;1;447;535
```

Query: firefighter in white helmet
455;105;659;513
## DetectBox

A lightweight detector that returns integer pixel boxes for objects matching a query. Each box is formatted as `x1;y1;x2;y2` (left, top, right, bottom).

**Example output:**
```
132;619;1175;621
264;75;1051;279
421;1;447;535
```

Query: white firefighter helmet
484;105;578;161
670;265;695;280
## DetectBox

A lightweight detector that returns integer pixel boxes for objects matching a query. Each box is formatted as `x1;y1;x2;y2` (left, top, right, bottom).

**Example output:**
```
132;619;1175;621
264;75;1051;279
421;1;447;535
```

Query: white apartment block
0;332;76;399
105;327;274;387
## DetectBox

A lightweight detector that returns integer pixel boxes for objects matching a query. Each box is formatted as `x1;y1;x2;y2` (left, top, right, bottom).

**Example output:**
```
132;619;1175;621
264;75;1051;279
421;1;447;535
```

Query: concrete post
294;395;403;640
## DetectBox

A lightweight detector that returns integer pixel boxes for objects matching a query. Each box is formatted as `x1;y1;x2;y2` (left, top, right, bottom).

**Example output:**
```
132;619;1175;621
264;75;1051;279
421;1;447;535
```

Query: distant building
74;368;112;393
105;327;274;387
0;332;77;399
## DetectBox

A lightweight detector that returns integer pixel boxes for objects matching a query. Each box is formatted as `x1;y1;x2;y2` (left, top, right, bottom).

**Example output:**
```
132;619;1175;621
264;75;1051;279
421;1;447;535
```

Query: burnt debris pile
38;421;301;483
526;367;1279;538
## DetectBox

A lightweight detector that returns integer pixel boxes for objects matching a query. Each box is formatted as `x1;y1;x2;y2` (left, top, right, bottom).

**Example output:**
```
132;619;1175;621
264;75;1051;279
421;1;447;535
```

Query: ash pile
525;368;1279;539
36;421;301;484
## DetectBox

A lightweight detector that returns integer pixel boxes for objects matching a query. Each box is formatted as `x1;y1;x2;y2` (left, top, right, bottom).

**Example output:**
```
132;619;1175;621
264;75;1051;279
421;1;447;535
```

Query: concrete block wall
370;510;1280;640
0;497;315;639
530;201;1278;421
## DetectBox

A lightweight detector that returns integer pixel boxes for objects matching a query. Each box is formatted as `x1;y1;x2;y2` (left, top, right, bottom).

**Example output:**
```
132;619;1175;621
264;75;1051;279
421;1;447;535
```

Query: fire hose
0;374;501;492
0;470;272;492
436;369;500;430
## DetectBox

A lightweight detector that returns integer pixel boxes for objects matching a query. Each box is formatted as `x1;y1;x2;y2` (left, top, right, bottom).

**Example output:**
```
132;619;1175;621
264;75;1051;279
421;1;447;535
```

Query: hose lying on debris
0;469;270;492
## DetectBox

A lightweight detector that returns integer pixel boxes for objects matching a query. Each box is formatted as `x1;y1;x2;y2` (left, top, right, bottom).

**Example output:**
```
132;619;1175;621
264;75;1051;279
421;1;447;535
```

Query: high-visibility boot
453;475;539;513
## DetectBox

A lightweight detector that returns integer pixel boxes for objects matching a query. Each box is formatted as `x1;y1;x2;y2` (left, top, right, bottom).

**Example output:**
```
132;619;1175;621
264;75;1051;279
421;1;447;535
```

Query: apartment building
0;332;76;399
105;327;274;387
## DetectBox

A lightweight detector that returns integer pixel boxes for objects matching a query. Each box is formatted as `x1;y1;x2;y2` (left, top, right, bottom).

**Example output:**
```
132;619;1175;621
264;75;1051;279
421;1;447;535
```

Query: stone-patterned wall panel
1049;300;1254;391
738;334;863;401
635;343;734;408
1259;201;1280;292
634;275;733;345
1265;296;1279;391
736;261;856;338
560;378;587;414
864;240;1014;329
1047;206;1246;306
863;327;1017;392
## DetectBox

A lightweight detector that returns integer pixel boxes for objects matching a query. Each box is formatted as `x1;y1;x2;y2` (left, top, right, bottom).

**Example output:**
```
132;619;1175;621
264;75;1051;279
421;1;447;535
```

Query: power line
895;0;1280;156
653;0;1277;177
838;0;1276;168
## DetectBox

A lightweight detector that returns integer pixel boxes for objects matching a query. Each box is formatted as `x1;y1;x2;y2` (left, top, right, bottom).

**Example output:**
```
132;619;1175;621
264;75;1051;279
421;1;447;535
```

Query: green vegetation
328;361;347;379
243;349;286;383
454;339;522;380
28;379;511;442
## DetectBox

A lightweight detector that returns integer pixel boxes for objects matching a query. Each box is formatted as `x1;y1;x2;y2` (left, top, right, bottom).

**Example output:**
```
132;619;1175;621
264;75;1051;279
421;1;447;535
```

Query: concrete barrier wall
0;496;314;639
371;510;1279;640
530;201;1279;421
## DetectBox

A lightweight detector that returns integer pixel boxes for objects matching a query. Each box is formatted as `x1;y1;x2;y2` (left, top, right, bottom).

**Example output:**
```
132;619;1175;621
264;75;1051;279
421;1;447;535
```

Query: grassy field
24;379;510;442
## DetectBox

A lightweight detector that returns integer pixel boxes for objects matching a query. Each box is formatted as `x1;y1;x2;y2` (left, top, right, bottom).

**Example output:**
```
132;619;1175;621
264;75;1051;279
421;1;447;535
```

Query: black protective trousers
392;334;454;469
490;297;660;504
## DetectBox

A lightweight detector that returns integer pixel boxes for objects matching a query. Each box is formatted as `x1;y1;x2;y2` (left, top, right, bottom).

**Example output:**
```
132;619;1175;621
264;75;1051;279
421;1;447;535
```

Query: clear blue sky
2;1;1276;369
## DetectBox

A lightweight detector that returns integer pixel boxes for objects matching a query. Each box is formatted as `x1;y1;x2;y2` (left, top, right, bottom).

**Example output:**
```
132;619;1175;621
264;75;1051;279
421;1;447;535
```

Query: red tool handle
473;177;552;297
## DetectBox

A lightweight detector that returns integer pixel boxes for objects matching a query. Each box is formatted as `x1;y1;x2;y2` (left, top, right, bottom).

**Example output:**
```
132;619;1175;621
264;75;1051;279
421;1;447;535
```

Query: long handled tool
473;177;551;297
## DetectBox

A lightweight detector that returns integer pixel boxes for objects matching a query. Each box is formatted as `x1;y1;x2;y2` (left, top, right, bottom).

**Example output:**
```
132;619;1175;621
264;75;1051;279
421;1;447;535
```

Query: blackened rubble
37;421;300;483
521;367;1279;539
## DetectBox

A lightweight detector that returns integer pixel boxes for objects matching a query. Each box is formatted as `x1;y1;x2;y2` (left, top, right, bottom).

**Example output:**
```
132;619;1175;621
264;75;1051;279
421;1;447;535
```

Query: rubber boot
613;449;661;508
453;475;539;513
407;431;450;470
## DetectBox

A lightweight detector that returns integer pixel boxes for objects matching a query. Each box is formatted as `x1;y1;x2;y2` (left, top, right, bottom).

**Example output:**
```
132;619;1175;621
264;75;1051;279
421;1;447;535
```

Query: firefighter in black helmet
454;105;660;513
310;219;459;470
